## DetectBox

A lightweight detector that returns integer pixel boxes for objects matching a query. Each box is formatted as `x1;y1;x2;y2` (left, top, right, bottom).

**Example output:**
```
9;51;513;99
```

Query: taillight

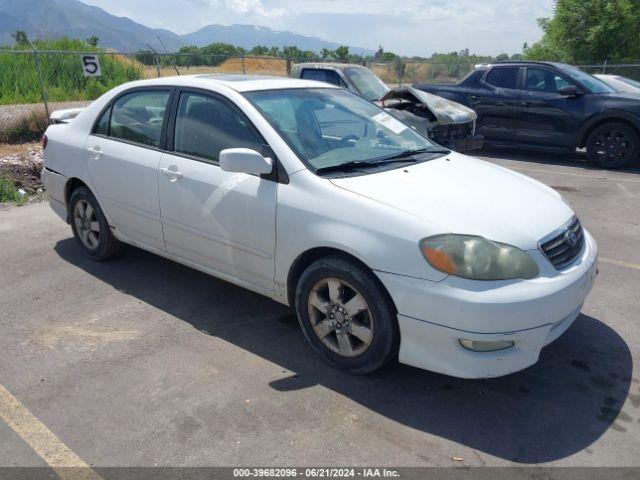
41;134;48;149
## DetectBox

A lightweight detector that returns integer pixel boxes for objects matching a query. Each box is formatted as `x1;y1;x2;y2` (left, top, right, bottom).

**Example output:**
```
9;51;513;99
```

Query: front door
516;67;586;149
158;90;277;291
85;88;172;252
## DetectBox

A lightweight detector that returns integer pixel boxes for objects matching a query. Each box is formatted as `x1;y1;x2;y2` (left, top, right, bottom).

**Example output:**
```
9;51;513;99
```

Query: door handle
160;167;183;179
521;101;533;108
86;146;103;158
469;95;480;102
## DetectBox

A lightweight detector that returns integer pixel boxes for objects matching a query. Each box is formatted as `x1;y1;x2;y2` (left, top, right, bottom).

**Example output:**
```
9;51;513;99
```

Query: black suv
415;61;640;168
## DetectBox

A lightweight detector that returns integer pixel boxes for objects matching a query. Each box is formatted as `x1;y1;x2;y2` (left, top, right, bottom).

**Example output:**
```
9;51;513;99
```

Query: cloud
217;0;286;17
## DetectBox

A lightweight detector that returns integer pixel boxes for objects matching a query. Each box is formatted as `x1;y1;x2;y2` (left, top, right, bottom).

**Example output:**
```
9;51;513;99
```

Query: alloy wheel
307;277;374;357
593;128;634;166
73;199;100;250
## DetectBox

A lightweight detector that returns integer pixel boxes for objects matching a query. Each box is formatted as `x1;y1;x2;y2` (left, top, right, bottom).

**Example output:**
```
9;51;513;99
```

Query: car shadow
55;239;633;464
478;146;640;174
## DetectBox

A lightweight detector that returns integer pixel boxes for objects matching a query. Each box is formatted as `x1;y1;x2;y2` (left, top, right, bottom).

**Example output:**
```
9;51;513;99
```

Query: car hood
380;87;477;124
329;152;574;250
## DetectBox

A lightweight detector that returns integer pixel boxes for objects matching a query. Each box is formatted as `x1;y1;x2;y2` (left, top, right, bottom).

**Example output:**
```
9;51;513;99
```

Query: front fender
577;110;640;147
274;170;447;300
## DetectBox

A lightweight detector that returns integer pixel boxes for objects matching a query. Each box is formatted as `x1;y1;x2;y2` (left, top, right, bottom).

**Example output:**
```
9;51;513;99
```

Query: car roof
118;74;338;93
293;62;365;71
476;61;573;70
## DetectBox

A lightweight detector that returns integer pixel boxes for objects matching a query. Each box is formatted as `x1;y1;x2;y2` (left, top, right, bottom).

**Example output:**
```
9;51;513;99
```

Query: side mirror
219;148;273;175
559;85;582;97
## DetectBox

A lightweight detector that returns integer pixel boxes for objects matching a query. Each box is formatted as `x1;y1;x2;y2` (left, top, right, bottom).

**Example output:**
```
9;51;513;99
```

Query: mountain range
0;0;373;55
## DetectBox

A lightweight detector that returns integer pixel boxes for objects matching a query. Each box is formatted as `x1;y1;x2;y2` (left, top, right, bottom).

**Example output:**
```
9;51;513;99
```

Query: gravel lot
0;149;639;470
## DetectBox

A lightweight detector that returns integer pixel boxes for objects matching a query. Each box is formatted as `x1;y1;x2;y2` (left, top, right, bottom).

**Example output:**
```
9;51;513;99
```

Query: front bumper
376;230;598;378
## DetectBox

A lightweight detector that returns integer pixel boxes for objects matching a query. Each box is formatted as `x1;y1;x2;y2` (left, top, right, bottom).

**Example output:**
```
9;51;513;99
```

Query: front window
244;88;441;173
559;65;614;94
342;67;390;101
525;68;571;93
173;92;263;162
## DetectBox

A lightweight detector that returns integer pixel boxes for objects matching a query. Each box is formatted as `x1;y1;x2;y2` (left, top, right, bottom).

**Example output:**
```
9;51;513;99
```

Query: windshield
343;67;390;101
244;88;440;173
560;65;615;93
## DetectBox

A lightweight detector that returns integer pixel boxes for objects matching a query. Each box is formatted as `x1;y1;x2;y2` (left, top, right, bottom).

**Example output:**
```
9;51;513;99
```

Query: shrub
0;111;48;143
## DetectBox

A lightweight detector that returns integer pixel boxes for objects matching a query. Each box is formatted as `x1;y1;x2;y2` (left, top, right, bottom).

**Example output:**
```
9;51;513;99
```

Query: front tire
69;186;119;261
586;122;639;169
295;256;399;374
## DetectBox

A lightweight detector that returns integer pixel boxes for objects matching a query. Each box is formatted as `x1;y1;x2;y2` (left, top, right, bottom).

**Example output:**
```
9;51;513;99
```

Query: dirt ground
0;143;44;193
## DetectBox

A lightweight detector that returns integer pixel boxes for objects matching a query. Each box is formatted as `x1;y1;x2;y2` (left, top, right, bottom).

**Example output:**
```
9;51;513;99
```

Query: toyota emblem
565;229;577;247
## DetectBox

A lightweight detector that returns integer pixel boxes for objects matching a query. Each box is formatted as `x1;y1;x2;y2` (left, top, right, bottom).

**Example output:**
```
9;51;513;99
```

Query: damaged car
290;63;484;152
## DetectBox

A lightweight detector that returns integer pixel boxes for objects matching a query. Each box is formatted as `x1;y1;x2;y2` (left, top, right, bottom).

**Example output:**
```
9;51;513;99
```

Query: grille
540;218;585;269
430;121;474;141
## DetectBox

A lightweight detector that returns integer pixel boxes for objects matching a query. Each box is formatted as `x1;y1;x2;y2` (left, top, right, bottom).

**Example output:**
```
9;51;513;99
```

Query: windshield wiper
315;158;418;175
383;148;450;160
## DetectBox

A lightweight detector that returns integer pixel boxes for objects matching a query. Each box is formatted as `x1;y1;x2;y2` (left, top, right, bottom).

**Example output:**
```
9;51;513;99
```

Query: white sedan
594;74;640;95
41;75;598;378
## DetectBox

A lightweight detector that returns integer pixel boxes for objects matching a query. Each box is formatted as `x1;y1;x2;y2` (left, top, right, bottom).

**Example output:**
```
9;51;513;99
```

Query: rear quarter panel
43;122;90;204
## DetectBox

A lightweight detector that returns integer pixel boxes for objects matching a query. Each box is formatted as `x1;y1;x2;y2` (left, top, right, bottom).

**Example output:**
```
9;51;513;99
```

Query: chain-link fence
2;48;640;139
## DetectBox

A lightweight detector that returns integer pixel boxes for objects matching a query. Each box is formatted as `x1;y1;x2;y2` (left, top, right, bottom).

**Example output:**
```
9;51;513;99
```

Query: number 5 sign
81;54;101;77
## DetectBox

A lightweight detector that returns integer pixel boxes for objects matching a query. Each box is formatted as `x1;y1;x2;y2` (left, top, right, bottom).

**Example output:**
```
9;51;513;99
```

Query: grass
0;38;144;105
0;176;26;205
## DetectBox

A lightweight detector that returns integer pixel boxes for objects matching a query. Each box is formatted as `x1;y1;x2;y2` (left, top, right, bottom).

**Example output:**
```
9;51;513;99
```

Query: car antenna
156;35;180;76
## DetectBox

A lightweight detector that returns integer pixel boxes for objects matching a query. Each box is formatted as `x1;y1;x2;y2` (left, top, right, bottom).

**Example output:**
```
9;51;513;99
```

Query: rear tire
69;186;119;261
586;122;639;169
295;255;399;374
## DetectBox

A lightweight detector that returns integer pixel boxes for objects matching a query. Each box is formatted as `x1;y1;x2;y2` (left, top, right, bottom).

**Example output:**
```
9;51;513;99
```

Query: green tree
11;30;29;46
525;0;640;62
86;36;99;47
282;46;315;61
320;48;334;60
334;46;349;62
379;51;397;62
249;45;269;56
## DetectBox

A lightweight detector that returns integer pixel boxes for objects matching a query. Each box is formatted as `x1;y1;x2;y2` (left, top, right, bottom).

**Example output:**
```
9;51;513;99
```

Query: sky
81;0;555;56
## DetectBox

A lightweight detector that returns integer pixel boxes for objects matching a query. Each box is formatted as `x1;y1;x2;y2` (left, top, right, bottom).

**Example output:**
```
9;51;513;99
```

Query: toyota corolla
41;75;598;378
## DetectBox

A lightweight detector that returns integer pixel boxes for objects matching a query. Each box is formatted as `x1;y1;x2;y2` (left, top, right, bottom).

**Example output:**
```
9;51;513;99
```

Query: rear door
516;66;586;149
158;89;277;291
85;88;172;252
473;66;522;143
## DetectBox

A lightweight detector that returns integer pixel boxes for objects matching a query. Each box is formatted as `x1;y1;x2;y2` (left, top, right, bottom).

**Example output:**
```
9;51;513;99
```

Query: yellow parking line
501;165;640;184
0;383;103;480
600;257;640;271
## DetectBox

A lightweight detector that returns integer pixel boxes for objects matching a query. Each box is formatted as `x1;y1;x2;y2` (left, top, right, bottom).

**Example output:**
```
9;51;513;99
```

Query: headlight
419;234;539;280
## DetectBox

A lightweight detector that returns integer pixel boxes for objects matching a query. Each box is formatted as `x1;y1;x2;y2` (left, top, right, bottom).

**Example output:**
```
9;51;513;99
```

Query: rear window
485;67;520;89
301;69;343;87
109;90;170;147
